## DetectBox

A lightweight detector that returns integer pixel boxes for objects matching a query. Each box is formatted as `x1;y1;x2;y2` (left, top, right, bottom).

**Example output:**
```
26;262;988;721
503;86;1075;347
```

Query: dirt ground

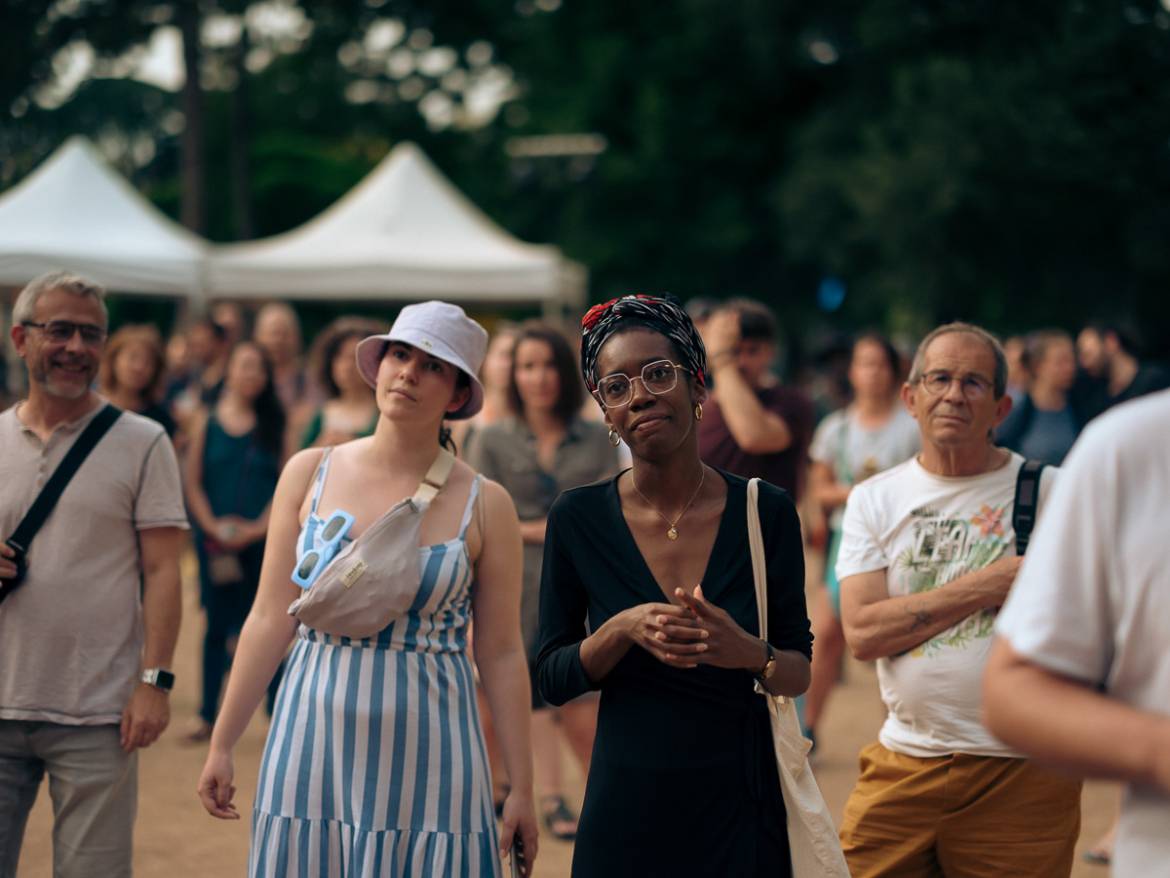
18;553;1118;877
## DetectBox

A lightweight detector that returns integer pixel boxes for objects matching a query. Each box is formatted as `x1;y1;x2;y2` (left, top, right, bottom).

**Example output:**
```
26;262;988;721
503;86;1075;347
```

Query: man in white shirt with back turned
836;322;1080;878
985;389;1170;877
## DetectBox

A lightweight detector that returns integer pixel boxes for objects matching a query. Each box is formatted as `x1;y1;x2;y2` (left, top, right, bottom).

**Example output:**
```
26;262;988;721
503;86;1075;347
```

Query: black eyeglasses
595;360;687;408
22;320;107;346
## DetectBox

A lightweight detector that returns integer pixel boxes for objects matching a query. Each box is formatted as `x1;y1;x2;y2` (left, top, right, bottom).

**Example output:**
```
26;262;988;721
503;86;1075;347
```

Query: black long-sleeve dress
536;470;813;878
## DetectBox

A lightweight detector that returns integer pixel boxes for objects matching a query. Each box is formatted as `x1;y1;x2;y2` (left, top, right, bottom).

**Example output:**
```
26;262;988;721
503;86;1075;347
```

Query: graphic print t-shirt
836;453;1056;757
809;406;920;529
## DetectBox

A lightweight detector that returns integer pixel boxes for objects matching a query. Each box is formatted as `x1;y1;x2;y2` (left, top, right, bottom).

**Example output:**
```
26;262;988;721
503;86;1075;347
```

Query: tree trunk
229;22;254;239
178;1;206;233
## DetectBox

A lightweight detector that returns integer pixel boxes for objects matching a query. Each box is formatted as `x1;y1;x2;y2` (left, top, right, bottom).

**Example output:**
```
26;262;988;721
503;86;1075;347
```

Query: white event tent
207;142;585;314
0;137;206;298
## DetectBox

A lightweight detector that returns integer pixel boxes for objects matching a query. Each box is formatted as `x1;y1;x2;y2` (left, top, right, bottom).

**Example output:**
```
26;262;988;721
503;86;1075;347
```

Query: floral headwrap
579;293;708;396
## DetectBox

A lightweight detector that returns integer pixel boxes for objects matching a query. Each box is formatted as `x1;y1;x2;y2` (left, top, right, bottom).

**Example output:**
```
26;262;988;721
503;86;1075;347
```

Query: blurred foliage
2;0;1170;353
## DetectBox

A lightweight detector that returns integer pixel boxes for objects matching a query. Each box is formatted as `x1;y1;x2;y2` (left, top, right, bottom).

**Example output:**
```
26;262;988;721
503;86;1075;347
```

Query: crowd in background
5;272;1170;877
7;297;1167;766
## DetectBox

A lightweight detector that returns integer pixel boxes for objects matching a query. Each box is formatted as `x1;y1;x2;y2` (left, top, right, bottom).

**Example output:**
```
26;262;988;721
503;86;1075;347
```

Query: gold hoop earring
694;403;704;422
608;428;621;447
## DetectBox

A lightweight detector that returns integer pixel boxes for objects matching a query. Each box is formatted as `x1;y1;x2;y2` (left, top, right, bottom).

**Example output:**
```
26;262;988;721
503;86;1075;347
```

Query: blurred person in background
468;322;619;840
253;302;309;415
183;341;285;742
997;329;1089;465
453;322;519;454
1077;322;1170;410
802;333;919;750
99;324;176;437
698;297;815;501
298;316;384;450
684;295;719;334
211;301;247;348
166;317;229;428
1002;335;1029;403
452;321;519;811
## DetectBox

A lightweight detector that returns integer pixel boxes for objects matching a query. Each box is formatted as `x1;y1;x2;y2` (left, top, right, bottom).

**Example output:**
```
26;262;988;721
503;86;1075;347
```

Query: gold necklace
630;467;706;541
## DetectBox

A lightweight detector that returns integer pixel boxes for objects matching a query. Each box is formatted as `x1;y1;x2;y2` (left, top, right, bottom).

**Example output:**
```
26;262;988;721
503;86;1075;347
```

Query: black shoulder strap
1012;459;1047;556
7;404;123;553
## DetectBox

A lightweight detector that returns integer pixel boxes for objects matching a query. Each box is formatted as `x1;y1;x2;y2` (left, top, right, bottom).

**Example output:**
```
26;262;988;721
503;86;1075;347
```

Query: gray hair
908;321;1008;399
13;271;108;325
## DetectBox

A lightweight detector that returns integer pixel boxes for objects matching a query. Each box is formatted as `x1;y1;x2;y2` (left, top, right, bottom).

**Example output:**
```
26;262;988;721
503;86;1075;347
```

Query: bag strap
8;404;122;554
413;447;456;505
309;447;335;516
746;477;768;641
1012;459;1047;557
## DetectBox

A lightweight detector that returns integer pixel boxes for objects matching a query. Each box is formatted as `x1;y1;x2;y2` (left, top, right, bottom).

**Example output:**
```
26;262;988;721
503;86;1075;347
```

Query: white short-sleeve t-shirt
996;391;1170;876
836;452;1056;758
809;406;920;529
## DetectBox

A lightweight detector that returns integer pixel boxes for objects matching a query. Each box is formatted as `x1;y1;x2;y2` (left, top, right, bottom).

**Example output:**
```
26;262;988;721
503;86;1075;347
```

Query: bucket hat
355;301;488;420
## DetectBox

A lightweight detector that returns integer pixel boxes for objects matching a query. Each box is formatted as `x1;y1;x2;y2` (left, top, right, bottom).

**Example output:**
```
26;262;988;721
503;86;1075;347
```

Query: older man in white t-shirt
985;389;1170;877
836;322;1081;878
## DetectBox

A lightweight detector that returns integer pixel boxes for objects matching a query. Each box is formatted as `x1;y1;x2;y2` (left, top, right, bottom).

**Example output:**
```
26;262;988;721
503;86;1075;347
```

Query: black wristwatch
754;641;776;684
141;668;175;692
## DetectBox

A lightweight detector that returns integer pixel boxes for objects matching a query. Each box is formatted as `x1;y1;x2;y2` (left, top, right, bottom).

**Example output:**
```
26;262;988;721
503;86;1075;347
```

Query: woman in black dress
536;294;813;877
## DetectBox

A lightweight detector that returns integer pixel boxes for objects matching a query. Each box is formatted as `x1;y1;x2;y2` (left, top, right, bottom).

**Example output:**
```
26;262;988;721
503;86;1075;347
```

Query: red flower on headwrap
581;298;618;332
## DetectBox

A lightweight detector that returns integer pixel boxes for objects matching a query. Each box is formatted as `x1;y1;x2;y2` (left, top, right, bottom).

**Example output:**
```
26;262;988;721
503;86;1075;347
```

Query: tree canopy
2;0;1168;352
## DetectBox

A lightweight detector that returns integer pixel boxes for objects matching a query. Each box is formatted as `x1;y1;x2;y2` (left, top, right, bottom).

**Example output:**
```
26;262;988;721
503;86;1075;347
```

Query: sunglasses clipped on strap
291;511;355;589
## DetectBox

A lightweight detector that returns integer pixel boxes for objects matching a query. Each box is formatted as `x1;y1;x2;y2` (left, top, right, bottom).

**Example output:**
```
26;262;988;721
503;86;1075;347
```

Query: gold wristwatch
755;641;776;684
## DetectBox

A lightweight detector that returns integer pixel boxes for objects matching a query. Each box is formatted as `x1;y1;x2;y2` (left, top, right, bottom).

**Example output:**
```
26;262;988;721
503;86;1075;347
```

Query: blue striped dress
251;458;499;877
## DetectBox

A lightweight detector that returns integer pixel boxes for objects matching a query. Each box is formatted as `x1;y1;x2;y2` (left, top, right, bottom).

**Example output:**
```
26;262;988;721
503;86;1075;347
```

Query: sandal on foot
182;721;213;745
541;795;578;841
1083;848;1111;866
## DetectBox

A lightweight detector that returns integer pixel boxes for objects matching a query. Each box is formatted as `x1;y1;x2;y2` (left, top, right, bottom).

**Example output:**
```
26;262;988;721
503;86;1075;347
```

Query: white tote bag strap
413;447;456;505
746;478;768;637
745;477;852;878
746;478;782;701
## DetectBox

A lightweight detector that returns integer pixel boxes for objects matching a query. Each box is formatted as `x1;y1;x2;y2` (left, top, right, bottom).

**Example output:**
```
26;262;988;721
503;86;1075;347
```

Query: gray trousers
0;720;137;878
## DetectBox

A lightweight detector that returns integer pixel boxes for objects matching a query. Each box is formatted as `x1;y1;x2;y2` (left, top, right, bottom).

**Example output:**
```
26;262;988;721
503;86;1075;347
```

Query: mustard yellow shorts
839;741;1081;878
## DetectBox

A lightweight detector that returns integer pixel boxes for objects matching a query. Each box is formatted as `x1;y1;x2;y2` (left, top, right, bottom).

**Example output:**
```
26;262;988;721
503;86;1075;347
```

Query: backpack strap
1012;459;1047;556
413;448;456;505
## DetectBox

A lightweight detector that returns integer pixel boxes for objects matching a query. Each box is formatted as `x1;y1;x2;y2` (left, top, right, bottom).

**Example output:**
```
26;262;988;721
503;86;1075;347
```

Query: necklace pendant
667;526;679;541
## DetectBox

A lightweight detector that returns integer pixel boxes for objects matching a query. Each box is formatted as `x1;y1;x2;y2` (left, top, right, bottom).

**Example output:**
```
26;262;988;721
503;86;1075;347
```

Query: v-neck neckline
608;467;735;606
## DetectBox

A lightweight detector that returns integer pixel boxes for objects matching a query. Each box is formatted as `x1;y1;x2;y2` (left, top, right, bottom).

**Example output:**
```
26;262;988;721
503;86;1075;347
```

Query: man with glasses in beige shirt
0;272;187;878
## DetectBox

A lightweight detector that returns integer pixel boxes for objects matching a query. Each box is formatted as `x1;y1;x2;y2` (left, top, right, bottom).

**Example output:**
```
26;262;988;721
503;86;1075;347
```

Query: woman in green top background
467;322;619;840
297;316;384;451
184;340;286;741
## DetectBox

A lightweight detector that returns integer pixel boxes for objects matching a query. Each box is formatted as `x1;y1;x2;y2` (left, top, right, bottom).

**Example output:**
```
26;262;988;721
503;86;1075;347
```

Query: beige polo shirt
0;401;188;725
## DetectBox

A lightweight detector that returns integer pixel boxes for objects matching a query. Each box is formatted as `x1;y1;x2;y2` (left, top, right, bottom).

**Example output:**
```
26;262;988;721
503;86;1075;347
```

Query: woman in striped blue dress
197;302;538;877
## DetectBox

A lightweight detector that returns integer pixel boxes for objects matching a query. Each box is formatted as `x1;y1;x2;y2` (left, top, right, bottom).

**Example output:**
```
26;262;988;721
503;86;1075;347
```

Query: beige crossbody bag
747;477;851;877
287;448;455;639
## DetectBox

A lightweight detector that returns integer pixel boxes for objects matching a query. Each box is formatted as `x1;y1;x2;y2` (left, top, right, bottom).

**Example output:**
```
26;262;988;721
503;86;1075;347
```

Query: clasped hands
625;585;763;671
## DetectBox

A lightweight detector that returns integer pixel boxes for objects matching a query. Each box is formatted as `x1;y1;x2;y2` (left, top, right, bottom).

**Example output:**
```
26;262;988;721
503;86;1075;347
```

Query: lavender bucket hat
354;301;488;420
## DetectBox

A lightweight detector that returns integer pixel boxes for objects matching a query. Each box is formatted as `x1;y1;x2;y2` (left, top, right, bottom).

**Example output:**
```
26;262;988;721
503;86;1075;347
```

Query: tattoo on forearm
908;606;932;631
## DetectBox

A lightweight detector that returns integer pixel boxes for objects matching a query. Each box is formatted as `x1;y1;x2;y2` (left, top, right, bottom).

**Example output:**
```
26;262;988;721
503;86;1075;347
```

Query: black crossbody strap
8;404;122;553
1012;459;1047;557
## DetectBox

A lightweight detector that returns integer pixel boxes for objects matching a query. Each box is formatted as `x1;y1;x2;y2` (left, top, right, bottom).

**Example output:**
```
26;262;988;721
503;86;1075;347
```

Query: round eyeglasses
595;360;687;408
